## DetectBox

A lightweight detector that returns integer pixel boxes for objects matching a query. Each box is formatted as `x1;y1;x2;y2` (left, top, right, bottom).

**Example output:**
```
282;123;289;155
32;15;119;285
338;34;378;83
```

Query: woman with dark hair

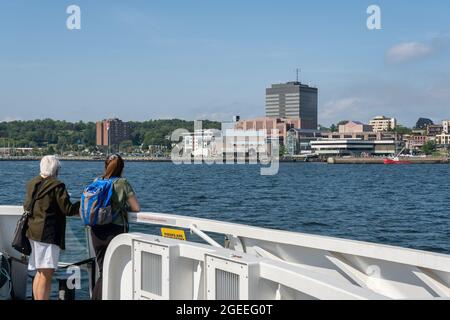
90;154;140;300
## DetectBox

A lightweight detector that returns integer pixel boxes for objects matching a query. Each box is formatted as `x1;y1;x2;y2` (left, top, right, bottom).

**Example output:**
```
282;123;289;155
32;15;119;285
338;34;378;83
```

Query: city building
182;129;222;157
369;116;397;132
321;130;401;141
338;121;373;134
265;81;318;129
310;139;375;156
221;116;240;133
442;120;450;134
181;128;269;158
435;133;450;146
373;140;399;155
286;129;322;155
434;120;450;147
403;134;428;150
234;117;302;146
426;124;443;136
412;129;427;136
221;129;268;157
96;118;131;148
321;120;403;144
310;138;398;156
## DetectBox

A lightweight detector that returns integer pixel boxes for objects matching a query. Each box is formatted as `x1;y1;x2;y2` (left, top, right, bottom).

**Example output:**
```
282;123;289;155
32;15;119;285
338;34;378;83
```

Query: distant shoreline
0;156;172;162
1;155;449;164
0;156;315;163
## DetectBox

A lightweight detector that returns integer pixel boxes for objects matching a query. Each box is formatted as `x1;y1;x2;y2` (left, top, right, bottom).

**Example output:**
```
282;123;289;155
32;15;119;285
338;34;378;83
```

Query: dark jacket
24;176;80;250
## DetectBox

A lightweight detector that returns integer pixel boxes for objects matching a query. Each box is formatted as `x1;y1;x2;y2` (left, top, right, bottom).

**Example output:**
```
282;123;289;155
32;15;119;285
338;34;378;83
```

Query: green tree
279;145;287;157
394;125;412;135
0;118;222;152
330;124;338;132
415;118;434;130
422;141;436;155
317;124;330;131
337;120;349;126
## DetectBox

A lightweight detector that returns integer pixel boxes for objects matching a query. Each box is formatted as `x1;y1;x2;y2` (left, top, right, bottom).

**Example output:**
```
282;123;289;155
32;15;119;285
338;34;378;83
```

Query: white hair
40;155;61;178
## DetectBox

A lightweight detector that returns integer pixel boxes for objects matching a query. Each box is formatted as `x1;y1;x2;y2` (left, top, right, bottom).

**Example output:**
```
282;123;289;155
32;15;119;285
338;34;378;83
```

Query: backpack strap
104;179;116;207
107;178;121;222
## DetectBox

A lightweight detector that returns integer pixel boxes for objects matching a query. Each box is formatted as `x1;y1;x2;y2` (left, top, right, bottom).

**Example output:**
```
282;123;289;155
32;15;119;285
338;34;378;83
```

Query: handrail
129;211;450;273
2;206;450;273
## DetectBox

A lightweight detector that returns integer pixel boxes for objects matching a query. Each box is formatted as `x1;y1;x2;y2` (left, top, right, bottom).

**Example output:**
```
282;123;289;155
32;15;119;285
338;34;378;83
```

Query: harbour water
1;160;449;299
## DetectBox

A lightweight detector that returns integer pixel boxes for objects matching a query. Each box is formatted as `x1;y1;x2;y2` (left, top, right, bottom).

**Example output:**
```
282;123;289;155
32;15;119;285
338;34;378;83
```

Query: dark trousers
90;224;126;300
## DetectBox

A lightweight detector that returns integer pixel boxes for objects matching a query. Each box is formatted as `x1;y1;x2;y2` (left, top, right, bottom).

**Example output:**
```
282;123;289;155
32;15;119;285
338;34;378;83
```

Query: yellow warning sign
161;228;186;241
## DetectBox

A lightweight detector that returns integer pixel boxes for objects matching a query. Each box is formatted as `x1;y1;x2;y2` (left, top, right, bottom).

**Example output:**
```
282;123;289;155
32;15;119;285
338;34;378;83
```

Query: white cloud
320;76;450;127
386;34;450;64
386;42;435;64
321;97;366;123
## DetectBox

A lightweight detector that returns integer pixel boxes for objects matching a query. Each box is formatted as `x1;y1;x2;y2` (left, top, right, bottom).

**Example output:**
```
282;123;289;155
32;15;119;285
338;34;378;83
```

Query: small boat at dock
383;147;411;165
383;157;411;165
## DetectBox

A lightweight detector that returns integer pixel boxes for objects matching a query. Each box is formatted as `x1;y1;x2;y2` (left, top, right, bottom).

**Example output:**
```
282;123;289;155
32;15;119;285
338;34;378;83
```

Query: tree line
0;119;221;152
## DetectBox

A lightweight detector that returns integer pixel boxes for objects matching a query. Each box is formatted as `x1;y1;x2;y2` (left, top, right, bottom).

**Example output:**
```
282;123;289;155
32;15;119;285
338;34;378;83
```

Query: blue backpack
80;178;118;226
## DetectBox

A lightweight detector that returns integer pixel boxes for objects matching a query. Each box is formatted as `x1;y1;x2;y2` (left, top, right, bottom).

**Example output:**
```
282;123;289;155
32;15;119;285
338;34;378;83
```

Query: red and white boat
383;157;411;165
383;147;411;164
384;147;411;164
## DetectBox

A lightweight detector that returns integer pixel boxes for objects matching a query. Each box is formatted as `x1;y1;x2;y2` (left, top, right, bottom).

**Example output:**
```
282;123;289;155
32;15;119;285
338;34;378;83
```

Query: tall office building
96;118;131;148
265;81;318;129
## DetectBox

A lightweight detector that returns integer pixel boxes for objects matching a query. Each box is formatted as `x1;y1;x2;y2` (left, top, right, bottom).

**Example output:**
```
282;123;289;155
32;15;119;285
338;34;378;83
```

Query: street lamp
106;121;111;155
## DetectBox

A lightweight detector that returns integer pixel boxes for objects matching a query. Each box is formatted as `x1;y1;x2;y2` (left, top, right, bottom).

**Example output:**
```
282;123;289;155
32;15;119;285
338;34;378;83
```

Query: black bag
11;212;33;256
11;182;42;256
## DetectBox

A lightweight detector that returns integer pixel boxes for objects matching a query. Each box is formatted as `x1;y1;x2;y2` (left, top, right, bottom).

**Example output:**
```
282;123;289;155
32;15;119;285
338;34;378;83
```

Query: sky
0;0;449;127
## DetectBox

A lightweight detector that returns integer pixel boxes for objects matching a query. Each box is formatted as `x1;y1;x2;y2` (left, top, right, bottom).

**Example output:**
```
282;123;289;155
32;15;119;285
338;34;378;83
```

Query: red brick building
96;118;131;148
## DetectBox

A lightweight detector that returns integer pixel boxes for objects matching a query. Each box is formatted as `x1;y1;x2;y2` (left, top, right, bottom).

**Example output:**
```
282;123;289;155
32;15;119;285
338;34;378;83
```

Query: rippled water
1;160;449;299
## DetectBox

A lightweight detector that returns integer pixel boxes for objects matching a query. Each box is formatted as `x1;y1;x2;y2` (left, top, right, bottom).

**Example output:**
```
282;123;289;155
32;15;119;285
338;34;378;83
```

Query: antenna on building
296;68;300;82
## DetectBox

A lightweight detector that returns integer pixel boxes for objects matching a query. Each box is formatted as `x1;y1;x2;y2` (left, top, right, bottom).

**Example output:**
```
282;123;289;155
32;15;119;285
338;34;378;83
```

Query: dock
327;156;449;164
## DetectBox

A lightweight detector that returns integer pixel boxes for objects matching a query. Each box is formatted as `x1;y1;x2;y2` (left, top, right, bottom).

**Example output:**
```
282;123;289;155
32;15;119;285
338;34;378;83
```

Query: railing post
190;224;222;248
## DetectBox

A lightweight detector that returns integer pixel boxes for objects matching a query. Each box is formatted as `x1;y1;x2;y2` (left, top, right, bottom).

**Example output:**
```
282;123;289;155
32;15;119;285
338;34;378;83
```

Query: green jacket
24;176;80;250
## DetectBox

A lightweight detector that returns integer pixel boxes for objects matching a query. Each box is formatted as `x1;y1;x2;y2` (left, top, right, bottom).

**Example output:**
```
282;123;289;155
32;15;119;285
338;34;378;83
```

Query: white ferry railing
2;206;450;299
102;232;387;300
130;211;450;273
129;211;450;299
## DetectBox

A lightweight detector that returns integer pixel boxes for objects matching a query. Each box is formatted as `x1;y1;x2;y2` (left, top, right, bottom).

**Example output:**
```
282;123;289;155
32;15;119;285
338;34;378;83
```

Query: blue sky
0;0;449;126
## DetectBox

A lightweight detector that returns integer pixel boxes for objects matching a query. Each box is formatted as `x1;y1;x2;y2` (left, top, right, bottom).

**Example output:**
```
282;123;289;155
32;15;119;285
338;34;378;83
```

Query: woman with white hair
24;155;80;300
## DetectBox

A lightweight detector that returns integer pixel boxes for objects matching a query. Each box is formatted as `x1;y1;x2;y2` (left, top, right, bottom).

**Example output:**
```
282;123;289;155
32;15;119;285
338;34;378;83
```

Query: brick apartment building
96;118;131;149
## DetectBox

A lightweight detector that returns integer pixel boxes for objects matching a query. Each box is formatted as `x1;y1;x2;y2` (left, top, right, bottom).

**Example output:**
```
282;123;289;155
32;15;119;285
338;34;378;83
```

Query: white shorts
28;240;60;271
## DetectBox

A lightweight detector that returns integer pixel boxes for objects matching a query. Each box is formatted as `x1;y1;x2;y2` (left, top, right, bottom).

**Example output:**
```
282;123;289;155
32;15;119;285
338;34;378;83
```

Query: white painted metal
133;241;168;300
102;233;386;300
0;206;28;299
206;256;249;300
189;224;222;248
2;206;450;300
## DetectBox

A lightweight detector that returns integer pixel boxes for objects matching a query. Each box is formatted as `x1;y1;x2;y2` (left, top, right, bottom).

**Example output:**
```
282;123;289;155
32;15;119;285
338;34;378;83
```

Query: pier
326;156;449;164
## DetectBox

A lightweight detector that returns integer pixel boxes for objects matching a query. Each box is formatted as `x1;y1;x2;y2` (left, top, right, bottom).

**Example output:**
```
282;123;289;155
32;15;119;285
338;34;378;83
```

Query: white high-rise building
369;116;397;132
